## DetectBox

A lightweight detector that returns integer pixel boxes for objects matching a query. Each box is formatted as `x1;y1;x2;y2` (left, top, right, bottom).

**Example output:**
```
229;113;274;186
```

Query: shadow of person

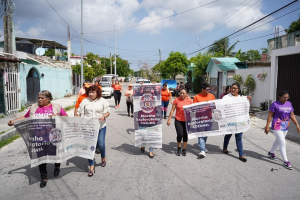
118;113;129;117
111;143;150;157
126;128;134;135
8;157;89;185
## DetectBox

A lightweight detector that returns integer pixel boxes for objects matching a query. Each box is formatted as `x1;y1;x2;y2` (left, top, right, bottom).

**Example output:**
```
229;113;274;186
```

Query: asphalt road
1;81;300;200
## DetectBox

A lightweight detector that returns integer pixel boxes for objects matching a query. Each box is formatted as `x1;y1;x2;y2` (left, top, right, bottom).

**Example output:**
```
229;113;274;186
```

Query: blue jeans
223;132;244;157
161;101;169;117
198;137;207;152
149;147;153;152
88;126;107;166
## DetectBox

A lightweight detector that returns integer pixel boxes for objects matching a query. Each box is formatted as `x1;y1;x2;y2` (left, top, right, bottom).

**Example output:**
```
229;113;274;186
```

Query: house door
217;72;223;98
277;54;300;115
26;68;40;104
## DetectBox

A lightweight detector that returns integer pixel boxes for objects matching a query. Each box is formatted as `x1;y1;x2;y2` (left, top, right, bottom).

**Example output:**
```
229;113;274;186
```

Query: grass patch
19;105;26;112
0;115;4;119
0;133;21;149
64;105;75;111
0;127;14;135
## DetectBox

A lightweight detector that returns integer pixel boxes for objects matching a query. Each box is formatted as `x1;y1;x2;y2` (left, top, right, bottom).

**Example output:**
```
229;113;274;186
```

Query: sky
1;0;300;71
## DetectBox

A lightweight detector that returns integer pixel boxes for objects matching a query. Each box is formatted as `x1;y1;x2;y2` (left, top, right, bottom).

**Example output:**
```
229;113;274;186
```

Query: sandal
88;167;95;177
101;161;106;167
223;149;229;154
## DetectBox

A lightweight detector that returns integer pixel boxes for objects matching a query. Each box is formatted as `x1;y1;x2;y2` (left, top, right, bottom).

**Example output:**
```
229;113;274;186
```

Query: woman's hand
265;126;269;135
167;119;171;126
7;120;14;126
99;116;105;122
48;114;56;117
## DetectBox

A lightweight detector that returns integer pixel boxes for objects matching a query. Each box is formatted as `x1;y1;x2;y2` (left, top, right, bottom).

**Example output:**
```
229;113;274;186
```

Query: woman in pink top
8;90;67;188
124;84;134;117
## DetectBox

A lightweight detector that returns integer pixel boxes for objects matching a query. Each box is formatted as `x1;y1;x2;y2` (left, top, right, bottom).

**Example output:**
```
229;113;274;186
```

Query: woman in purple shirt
265;91;300;170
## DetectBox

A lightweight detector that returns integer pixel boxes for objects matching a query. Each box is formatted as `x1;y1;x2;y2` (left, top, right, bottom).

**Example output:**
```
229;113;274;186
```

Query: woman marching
222;83;251;162
112;78;122;109
161;83;172;119
265;91;300;170
7;90;68;188
76;85;110;176
124;84;134;117
167;88;193;156
220;85;231;99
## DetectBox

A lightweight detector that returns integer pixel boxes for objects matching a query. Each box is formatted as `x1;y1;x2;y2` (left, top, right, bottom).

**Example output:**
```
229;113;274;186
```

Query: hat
128;84;133;87
85;83;92;88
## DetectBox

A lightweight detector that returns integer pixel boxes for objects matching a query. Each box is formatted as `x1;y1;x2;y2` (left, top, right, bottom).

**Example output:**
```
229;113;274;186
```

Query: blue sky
2;0;300;71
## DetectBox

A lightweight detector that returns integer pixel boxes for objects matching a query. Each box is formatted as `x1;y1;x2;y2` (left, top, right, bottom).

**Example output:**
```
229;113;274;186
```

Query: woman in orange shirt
111;79;122;109
167;88;193;156
161;83;172;119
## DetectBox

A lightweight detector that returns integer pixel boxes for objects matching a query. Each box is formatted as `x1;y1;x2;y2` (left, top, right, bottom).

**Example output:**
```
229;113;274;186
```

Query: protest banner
133;83;162;148
183;97;250;139
14;116;100;167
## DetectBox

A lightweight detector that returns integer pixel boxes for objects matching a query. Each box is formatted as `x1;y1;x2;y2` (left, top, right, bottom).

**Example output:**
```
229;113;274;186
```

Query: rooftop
15;37;67;50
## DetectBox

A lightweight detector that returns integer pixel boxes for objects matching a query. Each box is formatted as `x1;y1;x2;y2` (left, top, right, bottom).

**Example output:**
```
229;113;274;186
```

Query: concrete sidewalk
0;95;77;141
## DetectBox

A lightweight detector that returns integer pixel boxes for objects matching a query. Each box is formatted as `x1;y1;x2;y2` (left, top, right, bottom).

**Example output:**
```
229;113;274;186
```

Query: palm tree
208;37;239;57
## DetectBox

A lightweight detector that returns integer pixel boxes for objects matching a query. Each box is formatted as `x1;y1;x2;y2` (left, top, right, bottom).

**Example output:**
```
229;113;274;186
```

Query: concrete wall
270;45;300;102
19;63;72;106
235;67;271;107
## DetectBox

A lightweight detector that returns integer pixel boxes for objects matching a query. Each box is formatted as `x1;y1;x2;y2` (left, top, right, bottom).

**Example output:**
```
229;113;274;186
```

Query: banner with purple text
183;97;250;139
14;116;100;167
133;83;162;148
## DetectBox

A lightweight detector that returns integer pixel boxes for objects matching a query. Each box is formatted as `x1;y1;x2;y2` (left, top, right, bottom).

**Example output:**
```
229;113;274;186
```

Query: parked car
124;77;130;82
100;82;114;98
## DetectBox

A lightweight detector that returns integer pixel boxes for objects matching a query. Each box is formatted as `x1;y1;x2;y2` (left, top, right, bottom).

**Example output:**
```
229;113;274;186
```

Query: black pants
127;101;133;115
114;90;121;106
39;163;60;180
175;119;188;142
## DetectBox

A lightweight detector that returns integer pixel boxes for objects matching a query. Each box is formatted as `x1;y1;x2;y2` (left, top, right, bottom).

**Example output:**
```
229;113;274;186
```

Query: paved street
0;82;300;200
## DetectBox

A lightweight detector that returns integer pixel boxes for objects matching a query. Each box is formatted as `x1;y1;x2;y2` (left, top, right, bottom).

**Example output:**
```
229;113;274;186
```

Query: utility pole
3;0;13;57
114;24;117;76
110;52;112;74
80;0;84;85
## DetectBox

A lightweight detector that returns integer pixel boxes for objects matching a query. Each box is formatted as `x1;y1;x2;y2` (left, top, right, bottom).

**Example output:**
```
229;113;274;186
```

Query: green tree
237;49;261;62
44;48;55;56
285;17;300;33
71;52;106;82
260;48;268;54
208;37;239;57
161;51;189;79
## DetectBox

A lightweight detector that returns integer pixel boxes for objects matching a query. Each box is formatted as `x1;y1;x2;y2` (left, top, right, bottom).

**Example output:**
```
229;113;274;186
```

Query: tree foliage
161;51;189;79
72;52;106;82
285;17;300;33
208;37;239;57
236;49;261;62
44;48;55;57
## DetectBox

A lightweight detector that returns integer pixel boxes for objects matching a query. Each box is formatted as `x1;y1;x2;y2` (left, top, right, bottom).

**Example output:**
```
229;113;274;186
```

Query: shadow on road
8;157;88;185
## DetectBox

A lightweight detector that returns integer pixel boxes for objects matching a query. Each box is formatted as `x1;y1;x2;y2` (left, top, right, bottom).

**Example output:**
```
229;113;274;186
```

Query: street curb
0;128;19;142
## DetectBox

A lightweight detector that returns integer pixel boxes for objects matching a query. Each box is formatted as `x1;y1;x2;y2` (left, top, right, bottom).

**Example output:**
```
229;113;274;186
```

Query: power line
44;0;80;37
187;0;299;55
84;0;220;34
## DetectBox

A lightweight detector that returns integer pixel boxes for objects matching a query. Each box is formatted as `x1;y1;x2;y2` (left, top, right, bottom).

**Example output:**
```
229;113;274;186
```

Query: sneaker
283;161;293;170
182;149;186;156
131;115;134;118
198;151;206;158
128;113;130;117
268;152;276;160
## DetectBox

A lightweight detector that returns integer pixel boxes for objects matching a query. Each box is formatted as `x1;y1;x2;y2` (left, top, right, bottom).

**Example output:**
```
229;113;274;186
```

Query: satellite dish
35;48;45;56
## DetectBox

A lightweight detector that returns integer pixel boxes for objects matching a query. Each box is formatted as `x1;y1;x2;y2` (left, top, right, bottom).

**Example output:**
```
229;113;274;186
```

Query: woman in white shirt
222;83;251;162
76;85;110;176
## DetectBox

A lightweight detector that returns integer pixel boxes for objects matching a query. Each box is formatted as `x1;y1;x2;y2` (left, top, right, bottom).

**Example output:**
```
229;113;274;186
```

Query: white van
101;74;118;84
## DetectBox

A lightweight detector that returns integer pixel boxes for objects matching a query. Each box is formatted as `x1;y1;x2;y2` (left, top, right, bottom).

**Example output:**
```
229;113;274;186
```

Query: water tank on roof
16;39;34;54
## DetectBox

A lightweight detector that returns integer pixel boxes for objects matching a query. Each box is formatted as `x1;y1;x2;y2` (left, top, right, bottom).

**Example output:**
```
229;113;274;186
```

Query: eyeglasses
206;89;210;91
231;87;239;90
281;97;290;100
